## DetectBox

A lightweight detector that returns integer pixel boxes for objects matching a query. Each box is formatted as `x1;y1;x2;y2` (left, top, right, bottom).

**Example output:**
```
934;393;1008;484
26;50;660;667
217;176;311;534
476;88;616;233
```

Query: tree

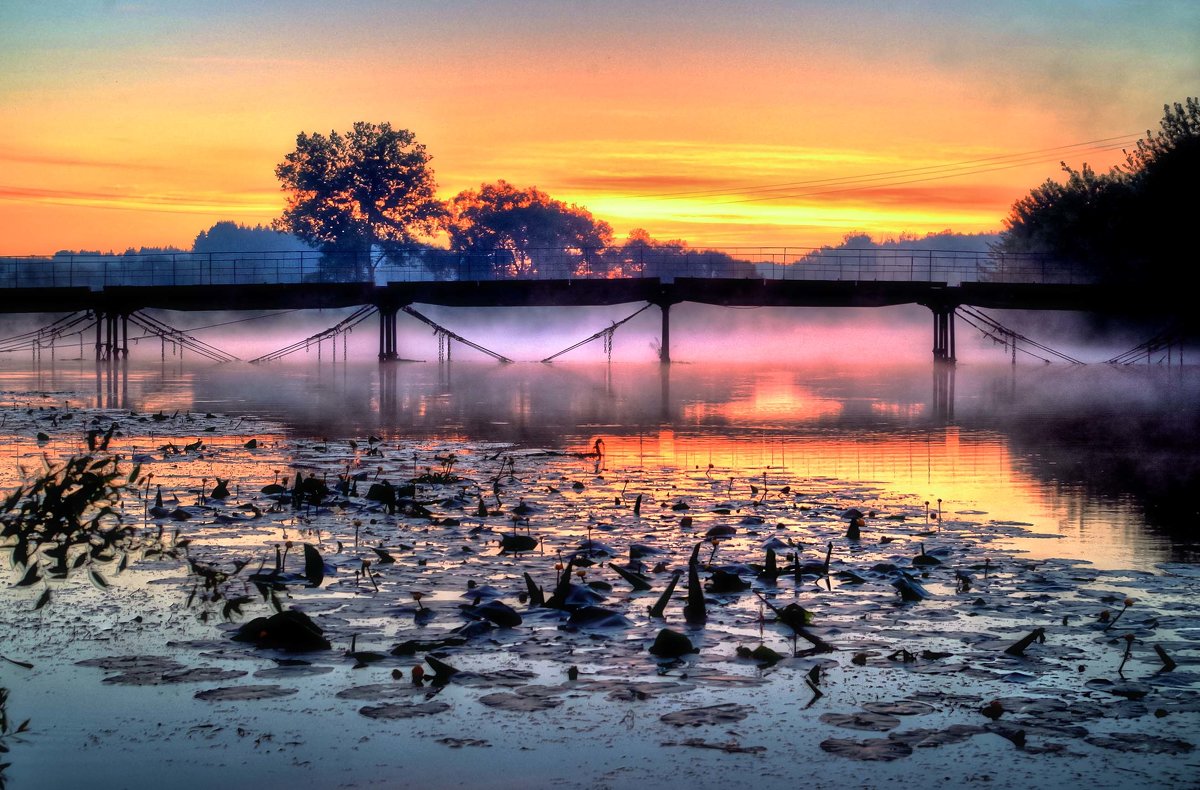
447;181;612;278
996;162;1134;280
193;222;314;254
273;122;446;281
997;98;1199;284
1124;98;1200;272
604;228;759;280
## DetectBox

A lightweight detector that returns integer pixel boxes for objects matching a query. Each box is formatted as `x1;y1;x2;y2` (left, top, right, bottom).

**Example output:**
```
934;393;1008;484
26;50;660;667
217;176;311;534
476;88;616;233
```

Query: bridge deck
0;278;1157;315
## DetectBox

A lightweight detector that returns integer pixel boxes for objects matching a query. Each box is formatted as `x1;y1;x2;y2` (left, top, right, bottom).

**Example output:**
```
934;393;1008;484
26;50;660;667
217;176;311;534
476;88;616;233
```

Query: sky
0;0;1196;255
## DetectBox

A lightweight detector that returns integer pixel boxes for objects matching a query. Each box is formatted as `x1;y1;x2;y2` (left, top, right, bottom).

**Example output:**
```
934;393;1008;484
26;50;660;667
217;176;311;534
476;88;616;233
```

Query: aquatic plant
413;453;462;484
0;452;167;608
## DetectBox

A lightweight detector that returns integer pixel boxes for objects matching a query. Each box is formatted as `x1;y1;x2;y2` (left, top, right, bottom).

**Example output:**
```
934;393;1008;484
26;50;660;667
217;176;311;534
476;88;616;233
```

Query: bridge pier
93;311;129;361
656;299;676;364
378;306;399;361
931;306;956;363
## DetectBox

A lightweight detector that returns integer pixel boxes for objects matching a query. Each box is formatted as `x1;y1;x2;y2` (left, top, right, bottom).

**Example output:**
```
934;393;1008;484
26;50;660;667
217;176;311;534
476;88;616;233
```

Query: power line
624;133;1140;203
958;306;1084;364
725;143;1133;205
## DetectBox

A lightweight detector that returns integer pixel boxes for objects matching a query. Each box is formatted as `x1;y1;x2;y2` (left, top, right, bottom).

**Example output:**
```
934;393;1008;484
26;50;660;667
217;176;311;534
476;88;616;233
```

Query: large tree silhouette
447;181;612;278
997;98;1199;285
273;122;445;281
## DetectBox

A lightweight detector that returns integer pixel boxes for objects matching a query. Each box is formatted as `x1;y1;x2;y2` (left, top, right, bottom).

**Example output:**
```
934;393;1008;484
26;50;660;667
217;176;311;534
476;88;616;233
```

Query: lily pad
478;688;563;712
820;737;913;761
820;712;902;732
887;725;985;748
104;667;247;685
861;700;936;716
77;656;183;673
194;685;299;701
359;701;451;719
660;703;751;727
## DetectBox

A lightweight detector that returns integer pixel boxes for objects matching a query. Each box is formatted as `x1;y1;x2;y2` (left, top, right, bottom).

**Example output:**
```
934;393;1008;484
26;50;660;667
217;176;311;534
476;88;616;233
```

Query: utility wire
0;311;93;352
725;144;1133;205
541;303;654;362
1106;324;1184;365
400;306;513;364
628;134;1142;202
250;305;376;363
150;309;303;333
128;311;239;363
958;306;1084;364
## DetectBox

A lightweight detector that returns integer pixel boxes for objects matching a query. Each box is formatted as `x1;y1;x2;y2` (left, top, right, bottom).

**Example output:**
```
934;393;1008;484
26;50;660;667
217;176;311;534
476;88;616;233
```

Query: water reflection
1;357;1197;568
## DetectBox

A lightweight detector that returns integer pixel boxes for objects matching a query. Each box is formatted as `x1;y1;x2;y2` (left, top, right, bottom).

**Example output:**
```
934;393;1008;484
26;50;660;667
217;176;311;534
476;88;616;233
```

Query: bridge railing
0;247;1087;289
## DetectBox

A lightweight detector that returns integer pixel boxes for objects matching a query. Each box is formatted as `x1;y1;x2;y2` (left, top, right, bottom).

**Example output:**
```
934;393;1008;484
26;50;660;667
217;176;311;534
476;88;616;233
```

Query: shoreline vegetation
1;389;1197;788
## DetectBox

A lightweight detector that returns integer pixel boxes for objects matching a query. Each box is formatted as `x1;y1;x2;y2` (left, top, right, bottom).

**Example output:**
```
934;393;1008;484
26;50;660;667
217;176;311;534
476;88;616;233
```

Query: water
2;357;1198;789
3;357;1196;569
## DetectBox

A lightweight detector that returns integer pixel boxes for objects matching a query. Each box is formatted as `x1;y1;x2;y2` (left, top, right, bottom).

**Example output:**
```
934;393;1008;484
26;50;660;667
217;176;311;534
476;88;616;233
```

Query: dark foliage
1;452;172;608
273;122;446;281
997;98;1199;286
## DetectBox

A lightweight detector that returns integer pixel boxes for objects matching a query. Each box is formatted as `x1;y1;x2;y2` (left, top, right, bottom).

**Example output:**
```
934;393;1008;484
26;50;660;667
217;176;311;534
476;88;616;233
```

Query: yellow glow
682;375;844;423
0;4;1171;254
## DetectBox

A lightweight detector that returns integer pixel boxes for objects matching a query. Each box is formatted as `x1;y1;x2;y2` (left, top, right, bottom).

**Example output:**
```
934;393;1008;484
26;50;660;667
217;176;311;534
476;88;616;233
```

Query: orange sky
0;1;1196;255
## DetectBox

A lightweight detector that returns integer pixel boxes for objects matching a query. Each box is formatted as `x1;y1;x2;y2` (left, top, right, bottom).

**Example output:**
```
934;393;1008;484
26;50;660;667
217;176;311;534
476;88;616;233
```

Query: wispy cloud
0;149;166;171
0;184;276;215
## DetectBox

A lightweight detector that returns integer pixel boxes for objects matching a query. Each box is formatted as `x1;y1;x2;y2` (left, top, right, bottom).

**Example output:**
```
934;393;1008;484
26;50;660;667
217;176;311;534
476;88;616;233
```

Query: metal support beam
930;306;956;364
660;302;671;364
378;307;399;361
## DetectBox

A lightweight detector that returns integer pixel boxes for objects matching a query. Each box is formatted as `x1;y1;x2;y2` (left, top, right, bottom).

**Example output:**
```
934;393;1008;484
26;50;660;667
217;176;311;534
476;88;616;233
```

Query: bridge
0;247;1171;364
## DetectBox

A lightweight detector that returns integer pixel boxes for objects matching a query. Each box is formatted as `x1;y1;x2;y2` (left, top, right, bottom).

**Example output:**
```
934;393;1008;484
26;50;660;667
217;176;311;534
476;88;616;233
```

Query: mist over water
4;300;1173;368
2;353;1196;569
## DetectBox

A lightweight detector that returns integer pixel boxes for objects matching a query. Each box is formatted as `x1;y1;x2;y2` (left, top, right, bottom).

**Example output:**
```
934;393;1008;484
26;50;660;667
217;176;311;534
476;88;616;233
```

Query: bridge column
930;306;956;364
92;310;124;361
656;301;675;364
378;306;399;361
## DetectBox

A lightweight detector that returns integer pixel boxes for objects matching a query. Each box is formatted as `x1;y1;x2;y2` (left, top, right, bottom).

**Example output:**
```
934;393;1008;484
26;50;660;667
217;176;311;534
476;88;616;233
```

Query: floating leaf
660;703;750;727
303;543;324;587
194;685;298;702
820;737;913;761
359;701;451;719
820;712;902;732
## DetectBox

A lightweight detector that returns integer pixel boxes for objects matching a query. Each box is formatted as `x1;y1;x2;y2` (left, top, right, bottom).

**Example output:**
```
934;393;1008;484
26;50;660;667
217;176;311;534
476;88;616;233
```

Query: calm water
2;357;1197;570
3;356;1200;790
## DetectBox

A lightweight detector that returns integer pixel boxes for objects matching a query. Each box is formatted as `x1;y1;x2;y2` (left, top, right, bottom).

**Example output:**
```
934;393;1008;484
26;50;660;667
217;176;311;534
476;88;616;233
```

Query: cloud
0;149;166;171
0;184;277;215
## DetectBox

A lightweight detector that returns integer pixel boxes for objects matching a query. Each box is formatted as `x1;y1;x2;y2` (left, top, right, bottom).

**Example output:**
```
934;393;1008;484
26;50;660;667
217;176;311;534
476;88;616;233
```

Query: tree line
996;98;1199;284
271;121;758;281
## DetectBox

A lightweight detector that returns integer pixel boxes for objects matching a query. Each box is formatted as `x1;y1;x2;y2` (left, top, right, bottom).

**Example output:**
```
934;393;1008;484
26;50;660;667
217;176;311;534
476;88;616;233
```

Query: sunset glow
1;1;1196;254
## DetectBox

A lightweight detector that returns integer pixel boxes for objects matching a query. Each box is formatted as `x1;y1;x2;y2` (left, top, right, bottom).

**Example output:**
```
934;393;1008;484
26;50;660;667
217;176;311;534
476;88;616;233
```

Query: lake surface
4;357;1197;570
1;357;1197;789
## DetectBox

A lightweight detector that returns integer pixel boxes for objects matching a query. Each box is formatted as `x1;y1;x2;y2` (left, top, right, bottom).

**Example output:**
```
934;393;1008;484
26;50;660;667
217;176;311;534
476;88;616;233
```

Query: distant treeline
45;222;315;258
6;226;1033;288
